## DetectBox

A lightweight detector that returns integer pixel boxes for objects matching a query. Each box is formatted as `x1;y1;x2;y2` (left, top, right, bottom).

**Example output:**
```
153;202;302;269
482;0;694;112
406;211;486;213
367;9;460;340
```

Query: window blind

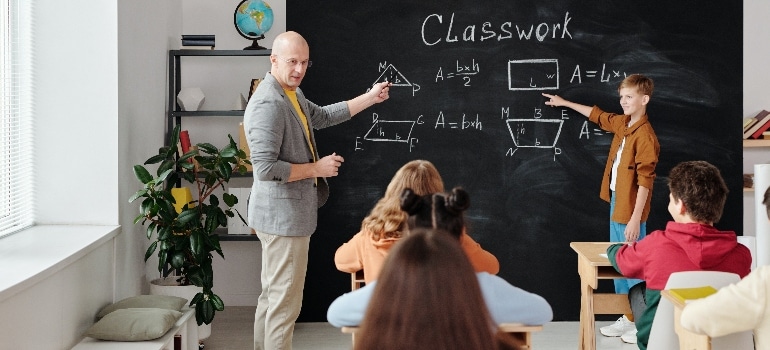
0;0;34;238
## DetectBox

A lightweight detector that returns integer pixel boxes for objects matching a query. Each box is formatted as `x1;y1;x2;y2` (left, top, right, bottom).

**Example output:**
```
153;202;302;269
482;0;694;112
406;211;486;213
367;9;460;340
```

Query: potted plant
129;124;250;326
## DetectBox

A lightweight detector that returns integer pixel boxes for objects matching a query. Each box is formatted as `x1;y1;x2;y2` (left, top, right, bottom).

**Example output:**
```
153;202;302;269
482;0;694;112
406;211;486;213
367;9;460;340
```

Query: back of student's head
400;186;470;239
668;160;728;223
362;160;445;240
354;228;500;350
619;73;654;97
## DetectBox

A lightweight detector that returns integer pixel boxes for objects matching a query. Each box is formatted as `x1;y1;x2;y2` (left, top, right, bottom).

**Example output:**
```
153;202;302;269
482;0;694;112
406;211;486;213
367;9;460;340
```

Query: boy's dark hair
400;187;470;239
619;74;654;97
667;161;728;224
763;187;770;220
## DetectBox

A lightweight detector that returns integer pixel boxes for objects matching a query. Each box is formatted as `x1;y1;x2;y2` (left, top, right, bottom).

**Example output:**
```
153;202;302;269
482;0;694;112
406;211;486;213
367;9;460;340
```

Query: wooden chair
342;323;542;348
351;270;365;291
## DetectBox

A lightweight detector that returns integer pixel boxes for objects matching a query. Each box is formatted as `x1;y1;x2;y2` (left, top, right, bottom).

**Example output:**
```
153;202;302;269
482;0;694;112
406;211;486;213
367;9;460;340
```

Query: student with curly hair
605;161;751;348
334;160;499;284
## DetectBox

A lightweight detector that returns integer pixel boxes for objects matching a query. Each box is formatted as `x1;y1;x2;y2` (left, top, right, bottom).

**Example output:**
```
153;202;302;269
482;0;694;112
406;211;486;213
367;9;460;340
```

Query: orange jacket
589;106;659;223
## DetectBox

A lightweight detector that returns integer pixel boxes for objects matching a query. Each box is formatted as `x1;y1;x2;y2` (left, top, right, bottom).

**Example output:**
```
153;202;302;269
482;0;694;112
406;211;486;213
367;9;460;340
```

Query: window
0;0;33;238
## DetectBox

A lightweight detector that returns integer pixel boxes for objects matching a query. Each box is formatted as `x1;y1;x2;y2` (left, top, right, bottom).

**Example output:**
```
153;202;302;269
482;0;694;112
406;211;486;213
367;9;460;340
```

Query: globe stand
244;35;267;50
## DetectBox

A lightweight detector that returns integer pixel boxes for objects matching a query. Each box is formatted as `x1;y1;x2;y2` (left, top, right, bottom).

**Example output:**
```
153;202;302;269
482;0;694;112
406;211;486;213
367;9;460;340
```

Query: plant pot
150;276;212;341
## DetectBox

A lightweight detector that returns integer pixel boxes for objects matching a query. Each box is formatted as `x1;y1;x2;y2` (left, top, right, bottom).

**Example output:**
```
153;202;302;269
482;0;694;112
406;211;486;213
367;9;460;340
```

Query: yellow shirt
284;90;316;161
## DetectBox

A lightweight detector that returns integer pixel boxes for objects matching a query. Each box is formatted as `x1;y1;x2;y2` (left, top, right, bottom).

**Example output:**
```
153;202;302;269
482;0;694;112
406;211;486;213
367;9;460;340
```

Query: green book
668;285;718;304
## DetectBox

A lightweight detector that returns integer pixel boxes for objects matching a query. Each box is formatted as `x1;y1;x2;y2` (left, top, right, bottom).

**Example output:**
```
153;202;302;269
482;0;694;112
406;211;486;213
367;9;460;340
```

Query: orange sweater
334;229;500;284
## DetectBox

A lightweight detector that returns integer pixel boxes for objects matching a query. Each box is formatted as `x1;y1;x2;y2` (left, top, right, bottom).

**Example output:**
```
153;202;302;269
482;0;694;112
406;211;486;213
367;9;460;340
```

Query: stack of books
181;34;215;50
743;109;770;139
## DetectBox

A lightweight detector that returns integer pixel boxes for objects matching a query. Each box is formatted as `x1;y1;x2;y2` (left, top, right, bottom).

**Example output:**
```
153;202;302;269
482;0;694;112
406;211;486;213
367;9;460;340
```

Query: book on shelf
744;109;770;139
744;117;759;132
182;34;215;41
181;39;216;46
180;45;215;50
667;285;718;304
751;112;770;139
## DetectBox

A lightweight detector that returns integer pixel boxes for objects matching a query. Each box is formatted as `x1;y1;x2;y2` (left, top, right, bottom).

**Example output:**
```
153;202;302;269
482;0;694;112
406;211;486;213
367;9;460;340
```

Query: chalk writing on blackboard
354;113;419;152
435;58;480;87
370;62;421;96
579;121;612;139
508;59;559;91
420;12;574;46
434;111;482;130
570;63;626;84
506;118;564;149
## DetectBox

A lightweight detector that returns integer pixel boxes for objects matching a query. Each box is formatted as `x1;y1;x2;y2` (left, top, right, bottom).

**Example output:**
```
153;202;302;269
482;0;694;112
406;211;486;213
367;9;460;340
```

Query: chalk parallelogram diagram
363;118;416;145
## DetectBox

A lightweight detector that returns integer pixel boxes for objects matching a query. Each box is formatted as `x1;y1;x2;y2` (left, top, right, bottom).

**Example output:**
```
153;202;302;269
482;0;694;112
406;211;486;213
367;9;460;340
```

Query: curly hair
667;160;728;224
361;160;444;241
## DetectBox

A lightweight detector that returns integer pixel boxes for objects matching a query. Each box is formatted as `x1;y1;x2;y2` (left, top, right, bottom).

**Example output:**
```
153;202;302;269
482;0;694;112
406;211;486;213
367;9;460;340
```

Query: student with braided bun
327;187;552;329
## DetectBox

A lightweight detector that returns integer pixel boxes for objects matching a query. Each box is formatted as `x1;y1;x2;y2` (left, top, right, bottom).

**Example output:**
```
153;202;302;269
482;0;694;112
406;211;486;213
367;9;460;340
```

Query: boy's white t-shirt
610;137;626;192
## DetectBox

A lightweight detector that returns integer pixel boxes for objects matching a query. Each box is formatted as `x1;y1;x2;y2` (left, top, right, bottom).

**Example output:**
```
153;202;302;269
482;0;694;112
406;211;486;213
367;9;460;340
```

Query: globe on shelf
234;0;274;50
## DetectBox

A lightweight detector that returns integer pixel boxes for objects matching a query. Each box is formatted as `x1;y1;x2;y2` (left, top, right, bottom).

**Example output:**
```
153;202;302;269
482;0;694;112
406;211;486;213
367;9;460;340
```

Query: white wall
742;0;770;237
117;0;181;300
34;0;118;225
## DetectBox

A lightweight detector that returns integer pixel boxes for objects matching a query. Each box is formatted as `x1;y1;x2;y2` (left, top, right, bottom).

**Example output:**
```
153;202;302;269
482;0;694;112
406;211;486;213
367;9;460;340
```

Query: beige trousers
254;231;310;350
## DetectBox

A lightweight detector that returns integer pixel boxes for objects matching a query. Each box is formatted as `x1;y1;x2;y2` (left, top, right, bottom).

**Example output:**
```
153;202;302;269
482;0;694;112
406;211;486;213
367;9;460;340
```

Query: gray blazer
243;73;351;237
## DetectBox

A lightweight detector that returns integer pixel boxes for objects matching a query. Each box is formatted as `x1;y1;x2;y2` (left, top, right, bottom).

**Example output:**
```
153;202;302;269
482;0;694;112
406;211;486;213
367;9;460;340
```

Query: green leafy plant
129;125;251;325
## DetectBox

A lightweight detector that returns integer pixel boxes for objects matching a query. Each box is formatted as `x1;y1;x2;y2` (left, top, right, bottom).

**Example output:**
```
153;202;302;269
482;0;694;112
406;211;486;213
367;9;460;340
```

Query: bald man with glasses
243;31;391;350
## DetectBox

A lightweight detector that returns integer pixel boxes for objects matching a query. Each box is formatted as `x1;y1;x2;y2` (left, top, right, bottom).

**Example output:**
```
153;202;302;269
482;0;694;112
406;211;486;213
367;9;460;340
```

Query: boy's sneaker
620;329;638;344
599;315;635;337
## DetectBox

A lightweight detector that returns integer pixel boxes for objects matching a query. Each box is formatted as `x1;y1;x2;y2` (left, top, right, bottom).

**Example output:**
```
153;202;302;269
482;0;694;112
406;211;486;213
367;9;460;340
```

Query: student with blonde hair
334;159;499;283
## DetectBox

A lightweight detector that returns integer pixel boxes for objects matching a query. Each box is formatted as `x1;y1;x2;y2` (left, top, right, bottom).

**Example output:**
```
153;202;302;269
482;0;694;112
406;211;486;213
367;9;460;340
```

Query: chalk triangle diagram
372;64;413;87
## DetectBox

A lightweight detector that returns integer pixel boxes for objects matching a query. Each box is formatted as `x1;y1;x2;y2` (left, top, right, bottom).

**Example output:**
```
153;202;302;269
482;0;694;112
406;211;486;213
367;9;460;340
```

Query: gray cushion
84;308;182;341
97;295;188;318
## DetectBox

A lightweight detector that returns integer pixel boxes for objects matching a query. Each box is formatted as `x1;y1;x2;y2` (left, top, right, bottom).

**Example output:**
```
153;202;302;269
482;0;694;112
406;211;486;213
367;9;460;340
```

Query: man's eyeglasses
279;57;313;68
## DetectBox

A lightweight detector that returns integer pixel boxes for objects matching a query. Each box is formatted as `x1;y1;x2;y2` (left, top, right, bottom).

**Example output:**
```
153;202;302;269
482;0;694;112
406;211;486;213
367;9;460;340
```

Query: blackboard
287;0;743;322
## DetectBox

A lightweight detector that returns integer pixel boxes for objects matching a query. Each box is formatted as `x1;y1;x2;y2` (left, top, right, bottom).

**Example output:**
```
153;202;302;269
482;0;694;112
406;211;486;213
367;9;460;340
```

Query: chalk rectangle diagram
508;59;559;91
364;120;416;143
506;119;564;148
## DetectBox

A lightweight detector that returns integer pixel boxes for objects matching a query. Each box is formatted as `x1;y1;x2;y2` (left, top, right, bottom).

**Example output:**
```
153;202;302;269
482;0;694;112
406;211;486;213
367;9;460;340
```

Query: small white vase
177;87;205;111
150;276;212;341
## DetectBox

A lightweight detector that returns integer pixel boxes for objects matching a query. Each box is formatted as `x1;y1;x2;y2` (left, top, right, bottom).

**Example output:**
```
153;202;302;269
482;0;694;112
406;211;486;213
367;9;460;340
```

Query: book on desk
667;285;717;304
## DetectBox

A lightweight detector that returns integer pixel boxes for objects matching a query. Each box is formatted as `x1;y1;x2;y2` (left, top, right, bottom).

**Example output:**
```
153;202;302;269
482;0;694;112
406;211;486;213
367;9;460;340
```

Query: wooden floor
203;306;639;350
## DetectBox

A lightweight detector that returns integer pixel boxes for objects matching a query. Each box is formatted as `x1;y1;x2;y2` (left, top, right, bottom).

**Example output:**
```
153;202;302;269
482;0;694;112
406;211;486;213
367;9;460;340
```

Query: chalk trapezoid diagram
363;119;415;144
372;64;414;87
506;119;564;148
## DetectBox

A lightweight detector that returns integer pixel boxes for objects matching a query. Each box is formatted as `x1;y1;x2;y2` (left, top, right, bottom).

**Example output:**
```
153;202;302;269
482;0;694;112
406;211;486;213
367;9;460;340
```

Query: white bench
73;307;199;350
